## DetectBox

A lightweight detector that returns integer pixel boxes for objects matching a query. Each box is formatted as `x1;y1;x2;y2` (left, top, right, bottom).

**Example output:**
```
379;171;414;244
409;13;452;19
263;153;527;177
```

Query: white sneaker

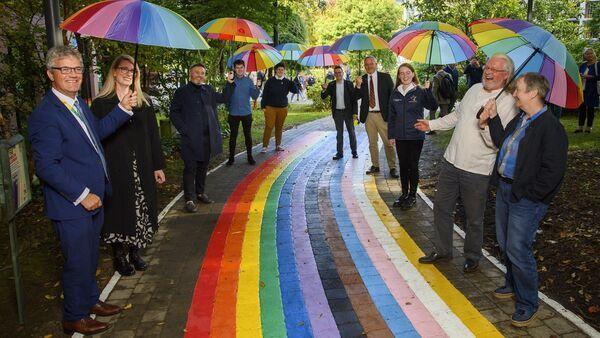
276;146;285;151
260;147;268;153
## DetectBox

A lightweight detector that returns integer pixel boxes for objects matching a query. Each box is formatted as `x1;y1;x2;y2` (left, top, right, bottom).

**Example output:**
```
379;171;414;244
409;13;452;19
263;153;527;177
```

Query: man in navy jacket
170;63;234;212
29;46;137;335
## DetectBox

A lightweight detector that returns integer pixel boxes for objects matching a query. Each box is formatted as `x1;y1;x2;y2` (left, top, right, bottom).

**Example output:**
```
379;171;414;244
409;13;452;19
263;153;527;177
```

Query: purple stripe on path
340;142;447;337
291;147;339;337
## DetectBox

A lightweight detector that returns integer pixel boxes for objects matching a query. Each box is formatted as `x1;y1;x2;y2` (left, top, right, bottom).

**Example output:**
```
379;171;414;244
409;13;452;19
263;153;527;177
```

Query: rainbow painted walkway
183;130;502;338
100;120;594;337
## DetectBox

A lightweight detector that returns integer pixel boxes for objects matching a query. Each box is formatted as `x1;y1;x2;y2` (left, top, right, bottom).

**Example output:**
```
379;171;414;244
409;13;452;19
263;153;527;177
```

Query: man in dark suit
321;65;359;160
28;46;137;335
170;63;235;213
355;56;398;177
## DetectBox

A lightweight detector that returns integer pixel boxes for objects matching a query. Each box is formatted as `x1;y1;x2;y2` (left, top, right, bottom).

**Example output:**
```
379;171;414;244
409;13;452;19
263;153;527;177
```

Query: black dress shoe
226;157;234;166
129;246;148;271
333;154;343;160
248;156;256;165
352;153;358;159
197;193;214;204
418;252;451;264
401;195;416;210
463;259;479;273
389;168;399;178
366;166;380;175
393;194;408;207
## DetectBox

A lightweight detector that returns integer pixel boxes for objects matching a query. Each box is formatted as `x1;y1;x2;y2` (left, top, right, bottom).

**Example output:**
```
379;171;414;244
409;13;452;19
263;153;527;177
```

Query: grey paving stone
141;309;167;323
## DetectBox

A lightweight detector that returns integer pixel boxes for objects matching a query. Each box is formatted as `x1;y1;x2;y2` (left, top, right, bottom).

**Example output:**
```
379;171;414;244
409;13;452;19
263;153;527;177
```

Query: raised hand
355;76;363;88
120;89;138;111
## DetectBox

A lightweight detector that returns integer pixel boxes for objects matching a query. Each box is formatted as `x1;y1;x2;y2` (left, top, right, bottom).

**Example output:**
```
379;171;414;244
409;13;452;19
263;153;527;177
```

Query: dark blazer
28;90;131;220
169;82;234;162
320;80;359;117
357;71;394;123
488;109;568;204
91;95;166;237
388;86;438;140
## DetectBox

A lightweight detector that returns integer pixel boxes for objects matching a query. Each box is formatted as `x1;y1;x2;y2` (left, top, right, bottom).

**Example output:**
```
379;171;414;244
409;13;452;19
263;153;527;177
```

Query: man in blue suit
28;46;137;335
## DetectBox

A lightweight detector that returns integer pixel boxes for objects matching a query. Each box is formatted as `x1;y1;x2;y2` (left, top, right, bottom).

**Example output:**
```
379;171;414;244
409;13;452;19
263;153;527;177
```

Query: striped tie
73;100;109;178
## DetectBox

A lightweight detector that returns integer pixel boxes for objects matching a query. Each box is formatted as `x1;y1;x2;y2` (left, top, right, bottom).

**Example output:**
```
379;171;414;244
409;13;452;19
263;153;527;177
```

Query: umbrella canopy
330;33;389;51
297;45;349;67
389;21;476;65
469;18;583;109
61;0;209;50
275;43;307;61
227;43;283;72
199;17;272;43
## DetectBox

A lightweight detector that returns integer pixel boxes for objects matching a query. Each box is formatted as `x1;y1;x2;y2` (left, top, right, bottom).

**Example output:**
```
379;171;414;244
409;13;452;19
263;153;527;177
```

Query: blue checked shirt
498;106;547;179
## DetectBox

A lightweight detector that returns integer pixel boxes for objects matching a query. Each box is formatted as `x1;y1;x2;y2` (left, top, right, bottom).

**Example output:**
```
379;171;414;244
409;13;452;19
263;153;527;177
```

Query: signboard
0;134;32;221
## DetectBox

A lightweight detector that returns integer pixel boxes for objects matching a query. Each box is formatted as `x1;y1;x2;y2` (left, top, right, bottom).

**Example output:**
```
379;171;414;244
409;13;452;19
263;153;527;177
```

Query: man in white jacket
414;53;519;273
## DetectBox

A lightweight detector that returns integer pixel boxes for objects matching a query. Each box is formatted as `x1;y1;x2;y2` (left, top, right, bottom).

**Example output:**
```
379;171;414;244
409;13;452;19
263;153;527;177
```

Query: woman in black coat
388;63;437;209
91;55;166;276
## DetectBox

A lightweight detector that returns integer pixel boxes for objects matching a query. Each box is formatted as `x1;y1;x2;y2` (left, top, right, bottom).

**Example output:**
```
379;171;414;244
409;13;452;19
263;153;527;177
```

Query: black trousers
228;114;253;158
578;103;596;128
395;139;424;196
183;159;209;201
333;110;357;156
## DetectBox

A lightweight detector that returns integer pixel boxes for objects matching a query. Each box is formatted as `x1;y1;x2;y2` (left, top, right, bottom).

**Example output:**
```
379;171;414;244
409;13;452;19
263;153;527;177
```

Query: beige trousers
365;112;396;169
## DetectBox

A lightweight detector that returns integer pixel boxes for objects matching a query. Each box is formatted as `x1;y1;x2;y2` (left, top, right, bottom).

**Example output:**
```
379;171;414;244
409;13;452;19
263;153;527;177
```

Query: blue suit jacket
29;90;131;220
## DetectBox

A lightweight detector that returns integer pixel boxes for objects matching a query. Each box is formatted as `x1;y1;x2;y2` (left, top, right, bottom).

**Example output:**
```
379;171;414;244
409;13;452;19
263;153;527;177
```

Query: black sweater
261;77;299;109
488;109;568;204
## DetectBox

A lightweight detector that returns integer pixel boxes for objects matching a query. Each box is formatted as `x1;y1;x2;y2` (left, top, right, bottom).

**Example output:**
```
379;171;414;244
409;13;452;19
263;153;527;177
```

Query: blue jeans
495;180;548;313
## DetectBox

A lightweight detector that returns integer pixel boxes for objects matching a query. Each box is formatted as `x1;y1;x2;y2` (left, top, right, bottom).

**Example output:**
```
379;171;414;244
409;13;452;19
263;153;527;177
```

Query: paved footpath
93;118;596;337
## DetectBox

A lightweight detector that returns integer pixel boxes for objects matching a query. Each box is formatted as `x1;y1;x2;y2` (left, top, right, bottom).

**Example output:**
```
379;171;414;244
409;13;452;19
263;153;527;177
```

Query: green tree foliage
311;0;403;72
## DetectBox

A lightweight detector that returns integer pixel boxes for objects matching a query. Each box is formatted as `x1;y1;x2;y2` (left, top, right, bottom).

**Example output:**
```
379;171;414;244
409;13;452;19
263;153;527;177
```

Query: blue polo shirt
228;76;261;116
498;106;547;179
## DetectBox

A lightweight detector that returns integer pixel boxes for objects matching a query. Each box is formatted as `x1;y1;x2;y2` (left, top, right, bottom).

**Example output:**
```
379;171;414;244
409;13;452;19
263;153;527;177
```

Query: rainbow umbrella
198;17;272;43
330;33;389;51
61;0;209;87
470;18;583;109
227;43;283;72
297;45;348;67
275;43;307;61
389;21;477;65
331;33;389;75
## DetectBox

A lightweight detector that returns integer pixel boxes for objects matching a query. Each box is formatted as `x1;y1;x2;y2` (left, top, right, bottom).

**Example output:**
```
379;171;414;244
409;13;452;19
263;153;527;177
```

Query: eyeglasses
51;66;84;74
117;66;135;74
484;67;507;74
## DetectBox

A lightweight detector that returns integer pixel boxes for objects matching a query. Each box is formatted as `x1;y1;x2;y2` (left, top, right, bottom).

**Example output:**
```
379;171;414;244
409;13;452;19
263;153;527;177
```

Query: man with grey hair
355;56;398;177
414;53;519;273
29;46;137;335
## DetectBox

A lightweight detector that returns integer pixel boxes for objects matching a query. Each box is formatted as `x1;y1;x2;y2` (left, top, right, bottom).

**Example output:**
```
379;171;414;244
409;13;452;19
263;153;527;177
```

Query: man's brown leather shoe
90;301;122;316
62;317;110;335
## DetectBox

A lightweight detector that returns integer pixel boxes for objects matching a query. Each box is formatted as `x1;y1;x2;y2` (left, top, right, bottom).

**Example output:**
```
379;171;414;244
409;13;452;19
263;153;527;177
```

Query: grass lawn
222;104;330;155
431;114;599;152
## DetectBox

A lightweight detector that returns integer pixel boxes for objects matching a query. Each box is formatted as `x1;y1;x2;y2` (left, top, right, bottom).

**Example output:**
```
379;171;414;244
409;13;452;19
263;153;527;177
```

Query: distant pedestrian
480;72;568;327
575;47;598;133
388;63;437;210
226;59;261;166
170;63;235;213
464;56;483;88
431;65;454;120
260;62;299;152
